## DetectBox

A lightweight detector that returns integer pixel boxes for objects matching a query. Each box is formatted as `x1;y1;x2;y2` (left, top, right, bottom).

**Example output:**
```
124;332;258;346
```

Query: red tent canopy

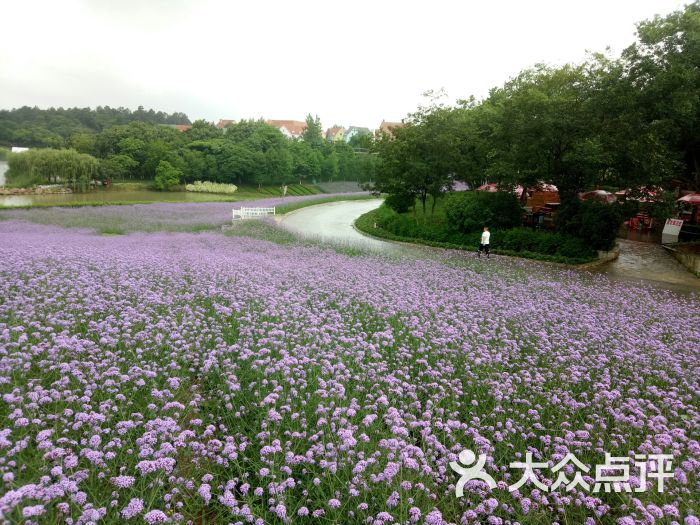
677;193;700;204
579;190;617;204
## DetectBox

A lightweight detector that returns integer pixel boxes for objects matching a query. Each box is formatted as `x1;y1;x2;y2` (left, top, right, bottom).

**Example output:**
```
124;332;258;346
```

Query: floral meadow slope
0;221;698;524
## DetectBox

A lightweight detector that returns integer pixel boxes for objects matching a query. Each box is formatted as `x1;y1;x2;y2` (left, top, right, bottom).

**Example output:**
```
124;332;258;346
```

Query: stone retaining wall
0;186;72;195
667;247;700;276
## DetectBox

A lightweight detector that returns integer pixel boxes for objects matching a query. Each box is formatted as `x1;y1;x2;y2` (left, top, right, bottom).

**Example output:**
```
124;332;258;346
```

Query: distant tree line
5;113;377;189
0;106;191;149
374;3;700;206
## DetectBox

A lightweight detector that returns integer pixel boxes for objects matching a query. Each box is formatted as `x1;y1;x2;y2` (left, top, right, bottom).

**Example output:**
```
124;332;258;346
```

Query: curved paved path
279;199;700;292
279;199;404;254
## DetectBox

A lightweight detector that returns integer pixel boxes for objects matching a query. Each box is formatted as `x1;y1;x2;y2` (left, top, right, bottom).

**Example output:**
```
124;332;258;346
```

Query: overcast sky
0;0;685;130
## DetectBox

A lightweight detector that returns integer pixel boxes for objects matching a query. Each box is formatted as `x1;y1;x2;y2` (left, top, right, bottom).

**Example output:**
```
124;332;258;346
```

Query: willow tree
6;148;100;190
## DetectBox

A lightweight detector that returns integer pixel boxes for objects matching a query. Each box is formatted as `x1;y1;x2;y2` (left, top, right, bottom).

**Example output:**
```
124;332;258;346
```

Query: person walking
478;227;490;259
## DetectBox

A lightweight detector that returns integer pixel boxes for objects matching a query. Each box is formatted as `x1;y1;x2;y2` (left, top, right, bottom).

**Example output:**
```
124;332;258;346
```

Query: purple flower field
0;218;698;525
0;193;369;233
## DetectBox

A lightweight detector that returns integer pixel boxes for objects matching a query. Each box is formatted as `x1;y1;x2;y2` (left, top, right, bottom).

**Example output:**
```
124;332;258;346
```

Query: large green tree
301;114;323;149
621;1;700;188
374;100;463;214
482;64;610;200
6;148;99;189
153;160;182;190
291;140;322;181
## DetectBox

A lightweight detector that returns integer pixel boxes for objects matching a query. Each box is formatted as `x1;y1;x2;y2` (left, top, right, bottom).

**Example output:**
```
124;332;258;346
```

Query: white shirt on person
481;231;490;244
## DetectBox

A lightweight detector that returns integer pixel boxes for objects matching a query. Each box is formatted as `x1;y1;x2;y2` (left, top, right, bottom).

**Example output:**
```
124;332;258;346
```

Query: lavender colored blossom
198;483;211;505
0;193;369;233
110;475;135;489
0;214;697;524
144;509;168;523
425;509;445;525
22;505;45;517
121;498;144;519
274;503;286;519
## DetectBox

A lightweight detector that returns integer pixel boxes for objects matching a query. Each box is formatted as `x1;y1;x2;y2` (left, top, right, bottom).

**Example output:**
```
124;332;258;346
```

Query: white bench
232;206;276;220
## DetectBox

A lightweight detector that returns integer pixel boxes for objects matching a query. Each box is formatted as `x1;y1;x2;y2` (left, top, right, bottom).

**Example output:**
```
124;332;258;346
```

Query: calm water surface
0;161;240;206
0;187;236;208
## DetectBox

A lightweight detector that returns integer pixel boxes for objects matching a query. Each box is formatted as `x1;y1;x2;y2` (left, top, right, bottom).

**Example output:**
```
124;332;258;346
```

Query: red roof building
216;119;236;129
376;120;403;139
266;120;307;139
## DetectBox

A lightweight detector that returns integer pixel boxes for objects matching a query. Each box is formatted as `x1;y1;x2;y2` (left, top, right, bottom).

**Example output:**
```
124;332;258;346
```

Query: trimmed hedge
556;199;623;251
445;191;523;233
185;180;238;194
356;206;598;264
496;228;595;260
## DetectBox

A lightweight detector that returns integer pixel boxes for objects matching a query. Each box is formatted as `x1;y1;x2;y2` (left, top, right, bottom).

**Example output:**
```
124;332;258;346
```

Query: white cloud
0;0;684;129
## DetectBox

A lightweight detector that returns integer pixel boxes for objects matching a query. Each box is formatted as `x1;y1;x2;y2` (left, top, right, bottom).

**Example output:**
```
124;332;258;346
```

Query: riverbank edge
0;186;73;195
354;208;620;268
663;244;700;276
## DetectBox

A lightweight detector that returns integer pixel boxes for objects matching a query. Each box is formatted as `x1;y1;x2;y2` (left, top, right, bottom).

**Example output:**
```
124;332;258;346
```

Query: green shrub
557;199;623;251
153;160;182;191
445;191;523;233
557;236;595;259
645;190;678;232
384;192;415;213
495;228;595;259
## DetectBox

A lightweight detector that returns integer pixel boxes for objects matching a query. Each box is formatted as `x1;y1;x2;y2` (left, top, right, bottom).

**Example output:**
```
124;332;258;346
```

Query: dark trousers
479;243;490;257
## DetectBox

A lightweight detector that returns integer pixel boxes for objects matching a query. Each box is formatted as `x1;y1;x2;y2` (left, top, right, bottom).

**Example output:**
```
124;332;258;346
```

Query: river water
0;161;244;206
0;173;241;208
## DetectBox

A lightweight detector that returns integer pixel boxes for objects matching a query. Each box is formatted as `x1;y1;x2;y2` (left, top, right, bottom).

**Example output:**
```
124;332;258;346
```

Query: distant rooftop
266;119;307;138
216;119;236;129
377;120;403;138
